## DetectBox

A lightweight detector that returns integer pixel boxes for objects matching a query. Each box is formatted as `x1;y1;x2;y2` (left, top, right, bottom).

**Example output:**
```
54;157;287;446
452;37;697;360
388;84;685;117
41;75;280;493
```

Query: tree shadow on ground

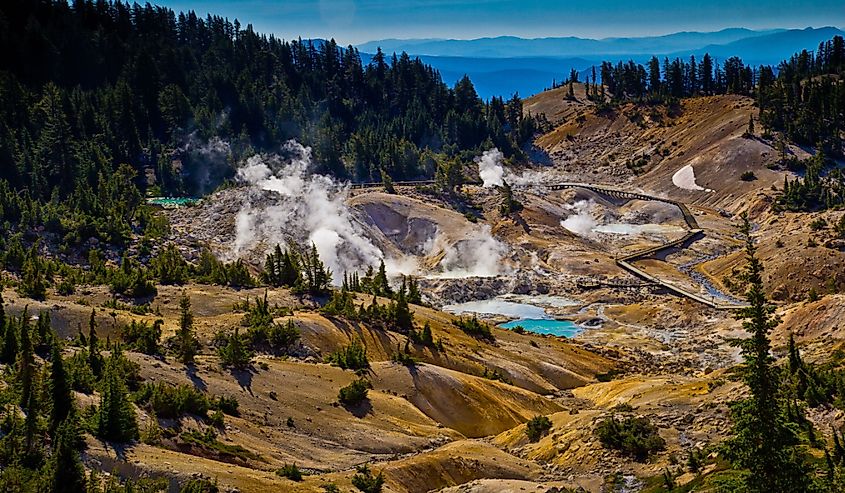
343;399;373;419
228;366;255;395
185;363;207;392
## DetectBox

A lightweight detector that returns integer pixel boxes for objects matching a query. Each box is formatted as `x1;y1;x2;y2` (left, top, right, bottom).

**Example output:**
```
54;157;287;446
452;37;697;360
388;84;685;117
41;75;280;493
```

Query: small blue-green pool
147;197;199;207
499;318;581;338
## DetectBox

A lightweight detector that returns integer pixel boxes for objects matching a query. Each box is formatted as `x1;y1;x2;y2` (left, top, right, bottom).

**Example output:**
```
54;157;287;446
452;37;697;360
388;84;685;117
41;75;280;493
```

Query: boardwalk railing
548;183;746;309
349;179;747;309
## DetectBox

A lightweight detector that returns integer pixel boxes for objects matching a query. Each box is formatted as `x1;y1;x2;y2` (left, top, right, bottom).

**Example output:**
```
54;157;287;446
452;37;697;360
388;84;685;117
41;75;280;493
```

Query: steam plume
560;200;598;236
477;148;505;188
233;141;384;284
433;224;510;278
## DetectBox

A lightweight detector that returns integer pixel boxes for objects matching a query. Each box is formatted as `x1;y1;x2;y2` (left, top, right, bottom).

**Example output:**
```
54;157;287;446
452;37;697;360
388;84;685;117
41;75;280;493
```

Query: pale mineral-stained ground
6;87;844;493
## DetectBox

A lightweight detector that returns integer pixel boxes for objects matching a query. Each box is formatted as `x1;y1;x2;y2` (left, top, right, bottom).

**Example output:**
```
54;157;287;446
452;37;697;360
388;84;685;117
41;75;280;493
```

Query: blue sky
161;0;843;44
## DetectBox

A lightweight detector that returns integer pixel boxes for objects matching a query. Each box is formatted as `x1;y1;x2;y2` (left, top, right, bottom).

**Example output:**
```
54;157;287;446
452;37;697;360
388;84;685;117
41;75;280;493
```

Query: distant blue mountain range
357;27;844;99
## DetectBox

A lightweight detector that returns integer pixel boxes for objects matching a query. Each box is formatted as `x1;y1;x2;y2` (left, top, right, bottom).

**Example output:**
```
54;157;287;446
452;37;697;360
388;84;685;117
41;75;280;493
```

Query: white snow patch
672;164;713;192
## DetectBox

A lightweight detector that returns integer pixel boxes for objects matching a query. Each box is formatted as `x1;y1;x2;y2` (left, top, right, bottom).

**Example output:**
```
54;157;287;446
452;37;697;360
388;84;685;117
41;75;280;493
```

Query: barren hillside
526;90;799;212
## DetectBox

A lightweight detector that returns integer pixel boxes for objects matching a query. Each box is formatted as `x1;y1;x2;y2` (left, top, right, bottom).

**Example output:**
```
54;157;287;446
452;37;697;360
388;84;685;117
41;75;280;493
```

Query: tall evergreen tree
49;339;73;431
394;280;413;333
87;309;103;378
49;418;86;493
0;290;6;336
96;349;138;442
725;214;809;492
18;308;34;412
1;308;17;365
700;53;714;94
174;292;199;364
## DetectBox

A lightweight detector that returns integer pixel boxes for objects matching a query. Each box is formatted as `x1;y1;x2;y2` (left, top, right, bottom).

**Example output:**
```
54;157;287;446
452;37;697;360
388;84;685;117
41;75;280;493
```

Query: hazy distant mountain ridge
358;27;844;99
357;28;791;58
672;26;845;65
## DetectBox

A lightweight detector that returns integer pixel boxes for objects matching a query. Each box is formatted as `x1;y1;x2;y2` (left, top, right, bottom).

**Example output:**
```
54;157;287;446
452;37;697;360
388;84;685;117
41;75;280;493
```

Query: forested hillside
589;37;844;155
0;0;540;234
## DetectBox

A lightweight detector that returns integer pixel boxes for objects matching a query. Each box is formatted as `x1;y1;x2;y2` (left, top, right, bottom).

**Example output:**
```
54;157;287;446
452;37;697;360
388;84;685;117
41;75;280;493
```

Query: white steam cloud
231;141;510;284
426;225;510;279
233;141;385;284
560;200;598;236
475;147;551;189
477;148;505;188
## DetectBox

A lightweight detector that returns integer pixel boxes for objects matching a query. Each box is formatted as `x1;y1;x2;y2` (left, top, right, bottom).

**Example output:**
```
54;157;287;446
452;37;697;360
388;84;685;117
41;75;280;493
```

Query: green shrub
740;171;756;181
408;321;435;347
352;464;384;493
150;244;190;285
217;327;253;369
66;350;96;394
453;316;494;341
391;349;416;366
810;217;827;231
109;256;157;299
328;339;370;373
134;382;210;419
180;479;219;493
276;463;303;481
510;325;526;334
207;409;225;428
247;316;300;354
141;413;163;445
611;403;635;413
213;395;240;416
56;277;76;296
338;378;371;406
525;415;552;442
121;319;162;355
594;416;666;461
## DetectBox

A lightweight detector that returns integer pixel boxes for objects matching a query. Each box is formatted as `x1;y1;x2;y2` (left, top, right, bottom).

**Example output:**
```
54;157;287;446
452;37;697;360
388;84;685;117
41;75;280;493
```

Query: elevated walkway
345;178;747;309
547;183;747;310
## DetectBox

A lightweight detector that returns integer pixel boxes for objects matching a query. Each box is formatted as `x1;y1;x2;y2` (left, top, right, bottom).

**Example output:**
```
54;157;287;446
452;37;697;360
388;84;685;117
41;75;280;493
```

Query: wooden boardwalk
348;179;747;309
548;183;747;310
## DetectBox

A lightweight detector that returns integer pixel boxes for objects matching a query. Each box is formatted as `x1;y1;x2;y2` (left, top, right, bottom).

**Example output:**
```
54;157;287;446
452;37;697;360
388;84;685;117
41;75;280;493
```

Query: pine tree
0;290;6;340
421;322;434;346
174;291;200;364
298;244;331;295
407;276;422;305
18;309;34;411
49;418;86;493
87;309;103;378
23;391;40;464
49;339;73;431
1;307;17;365
372;259;392;297
96;349;138;442
36;310;51;349
280;248;301;287
218;326;253;369
394;281;413;333
18;251;47;300
498;180;522;216
725;213;809;492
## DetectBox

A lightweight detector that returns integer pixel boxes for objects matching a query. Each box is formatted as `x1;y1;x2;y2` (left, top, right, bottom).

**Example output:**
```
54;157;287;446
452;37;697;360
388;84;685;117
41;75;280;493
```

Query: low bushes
328;339;370;372
453;316;494;341
338;378;371;406
525;415;552;442
594;415;665;461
